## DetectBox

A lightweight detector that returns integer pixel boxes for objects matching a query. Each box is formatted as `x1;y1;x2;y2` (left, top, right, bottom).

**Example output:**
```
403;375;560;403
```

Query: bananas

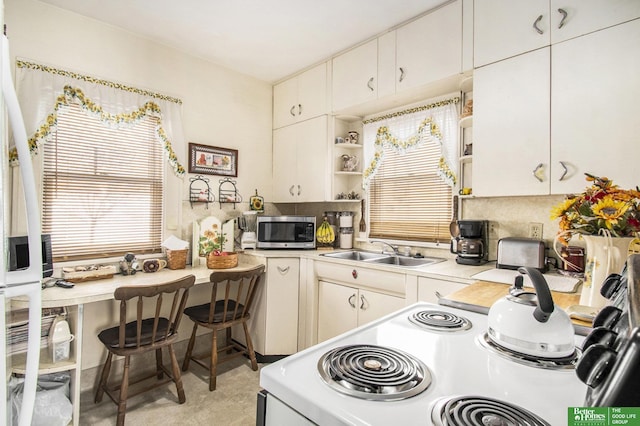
316;217;335;244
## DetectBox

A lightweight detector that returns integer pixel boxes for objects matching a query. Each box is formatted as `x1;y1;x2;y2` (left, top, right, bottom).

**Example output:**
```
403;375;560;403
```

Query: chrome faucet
370;240;399;255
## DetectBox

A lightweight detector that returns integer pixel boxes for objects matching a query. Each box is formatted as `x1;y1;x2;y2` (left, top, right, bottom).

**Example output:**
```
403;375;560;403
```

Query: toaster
496;237;547;271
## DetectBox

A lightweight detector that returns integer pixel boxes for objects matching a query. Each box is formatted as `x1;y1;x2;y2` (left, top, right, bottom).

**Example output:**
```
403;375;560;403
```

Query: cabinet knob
297;185;301;196
289;105;296;117
348;294;356;308
289;185;295;196
367;77;375;92
398;67;406;83
352;269;358;279
359;294;368;310
557;8;568;29
298;104;302;116
558;161;568;181
533;15;544;35
532;163;545;182
277;266;290;274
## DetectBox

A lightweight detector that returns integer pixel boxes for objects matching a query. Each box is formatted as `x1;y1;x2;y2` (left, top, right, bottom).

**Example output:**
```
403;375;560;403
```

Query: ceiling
39;0;449;83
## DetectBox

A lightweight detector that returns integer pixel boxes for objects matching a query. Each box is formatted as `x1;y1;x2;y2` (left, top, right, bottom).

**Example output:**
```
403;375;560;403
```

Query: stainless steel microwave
256;216;316;249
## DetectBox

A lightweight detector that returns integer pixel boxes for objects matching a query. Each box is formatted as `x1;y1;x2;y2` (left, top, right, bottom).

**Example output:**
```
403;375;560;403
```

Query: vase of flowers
199;225;238;269
551;174;640;308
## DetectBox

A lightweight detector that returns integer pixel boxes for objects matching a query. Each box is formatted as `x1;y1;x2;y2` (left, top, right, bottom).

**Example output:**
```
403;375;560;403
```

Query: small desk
10;260;262;426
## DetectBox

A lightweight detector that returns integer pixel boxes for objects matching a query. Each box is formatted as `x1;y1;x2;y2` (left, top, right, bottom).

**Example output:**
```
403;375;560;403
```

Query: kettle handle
517;267;554;323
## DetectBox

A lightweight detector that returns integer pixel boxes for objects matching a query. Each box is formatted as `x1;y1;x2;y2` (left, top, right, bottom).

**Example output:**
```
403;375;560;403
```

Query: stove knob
600;273;623;299
592;305;622;329
582;327;618;351
575;343;617;388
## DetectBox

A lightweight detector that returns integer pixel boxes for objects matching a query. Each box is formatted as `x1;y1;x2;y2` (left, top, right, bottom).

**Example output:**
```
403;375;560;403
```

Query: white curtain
10;60;186;236
362;98;458;190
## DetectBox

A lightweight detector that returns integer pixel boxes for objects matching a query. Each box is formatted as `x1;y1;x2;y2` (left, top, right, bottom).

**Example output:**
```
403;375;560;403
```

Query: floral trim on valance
362;117;456;190
9;85;185;176
16;60;182;104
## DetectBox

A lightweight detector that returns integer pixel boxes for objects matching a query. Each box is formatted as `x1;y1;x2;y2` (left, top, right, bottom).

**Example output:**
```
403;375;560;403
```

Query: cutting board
439;281;591;329
471;268;581;293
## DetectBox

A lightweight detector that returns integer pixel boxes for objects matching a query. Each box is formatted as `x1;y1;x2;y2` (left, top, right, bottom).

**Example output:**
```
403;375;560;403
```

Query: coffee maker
452;220;488;265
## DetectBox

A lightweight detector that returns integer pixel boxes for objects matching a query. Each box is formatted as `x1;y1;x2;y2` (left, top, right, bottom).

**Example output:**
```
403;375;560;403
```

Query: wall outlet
529;222;543;239
488;222;499;239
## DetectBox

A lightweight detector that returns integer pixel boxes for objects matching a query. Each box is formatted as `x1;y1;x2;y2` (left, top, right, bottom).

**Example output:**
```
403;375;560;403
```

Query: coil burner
317;344;431;401
431;395;551;426
409;310;473;332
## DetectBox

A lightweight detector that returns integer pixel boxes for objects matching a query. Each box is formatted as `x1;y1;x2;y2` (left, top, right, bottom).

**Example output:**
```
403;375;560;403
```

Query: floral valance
9;60;186;177
362;98;459;190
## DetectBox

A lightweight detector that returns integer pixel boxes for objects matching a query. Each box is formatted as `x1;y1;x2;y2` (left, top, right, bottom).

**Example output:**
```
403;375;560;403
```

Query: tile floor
80;357;264;425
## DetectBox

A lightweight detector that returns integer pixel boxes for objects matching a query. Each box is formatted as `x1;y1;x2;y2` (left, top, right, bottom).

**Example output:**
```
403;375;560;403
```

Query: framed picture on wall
188;143;238;177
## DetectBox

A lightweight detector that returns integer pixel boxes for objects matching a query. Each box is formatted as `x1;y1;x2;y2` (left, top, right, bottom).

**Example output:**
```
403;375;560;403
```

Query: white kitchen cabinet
314;261;406;343
331;39;379;112
332;0;463;113
317;280;405;343
417;277;467;304
273;62;328;129
272;115;329;202
395;0;462;93
473;48;551;196
550;19;640;193
473;18;640;196
244;258;300;356
474;0;640;68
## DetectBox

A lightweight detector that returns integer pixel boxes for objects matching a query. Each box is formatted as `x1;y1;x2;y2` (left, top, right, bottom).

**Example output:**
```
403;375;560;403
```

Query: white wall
5;0;274;370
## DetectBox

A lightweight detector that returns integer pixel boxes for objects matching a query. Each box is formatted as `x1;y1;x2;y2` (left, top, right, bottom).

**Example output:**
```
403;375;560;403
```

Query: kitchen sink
320;250;388;261
320;250;445;268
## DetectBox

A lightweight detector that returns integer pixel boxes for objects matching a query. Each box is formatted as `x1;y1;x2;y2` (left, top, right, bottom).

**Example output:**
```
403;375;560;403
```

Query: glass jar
339;227;354;249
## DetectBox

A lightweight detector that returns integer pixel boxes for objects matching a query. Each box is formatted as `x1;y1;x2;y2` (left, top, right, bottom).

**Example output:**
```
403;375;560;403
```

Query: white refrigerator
1;9;44;426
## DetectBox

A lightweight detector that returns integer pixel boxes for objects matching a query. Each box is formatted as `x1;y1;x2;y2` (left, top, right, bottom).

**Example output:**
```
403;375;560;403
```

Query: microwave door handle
2;35;43;287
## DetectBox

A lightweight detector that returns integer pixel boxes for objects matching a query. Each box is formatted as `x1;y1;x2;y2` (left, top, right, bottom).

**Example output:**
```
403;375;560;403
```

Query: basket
206;252;238;269
166;249;188;270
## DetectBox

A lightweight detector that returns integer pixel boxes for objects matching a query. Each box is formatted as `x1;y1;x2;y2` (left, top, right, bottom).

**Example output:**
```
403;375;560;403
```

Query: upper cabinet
474;0;640;68
273;62;329;129
332;0;463;113
395;0;462;92
272;115;330;202
473;18;640;196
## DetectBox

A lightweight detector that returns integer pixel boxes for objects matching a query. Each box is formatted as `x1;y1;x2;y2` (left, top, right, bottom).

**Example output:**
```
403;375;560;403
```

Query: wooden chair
182;265;265;391
94;274;195;426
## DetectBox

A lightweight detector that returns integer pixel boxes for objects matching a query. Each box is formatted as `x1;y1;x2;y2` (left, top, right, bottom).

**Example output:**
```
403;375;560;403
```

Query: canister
339;227;353;249
339;211;354;228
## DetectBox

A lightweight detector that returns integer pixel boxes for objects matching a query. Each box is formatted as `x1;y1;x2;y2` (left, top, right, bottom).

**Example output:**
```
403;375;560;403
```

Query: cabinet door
473;48;550;196
551;19;640;193
272;125;298;202
474;0;549;67
396;0;462;91
273;77;298;129
550;0;640;44
357;289;405;327
317;280;358;343
296;116;329;202
332;39;378;112
273;63;328;129
264;258;300;354
297;63;328;122
417;277;467;304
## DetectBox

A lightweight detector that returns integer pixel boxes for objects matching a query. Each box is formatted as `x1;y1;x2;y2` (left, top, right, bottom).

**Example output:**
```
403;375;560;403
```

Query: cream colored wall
5;0;274;370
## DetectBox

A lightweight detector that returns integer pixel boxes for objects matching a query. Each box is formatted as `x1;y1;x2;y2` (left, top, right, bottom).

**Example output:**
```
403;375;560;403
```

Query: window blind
43;103;164;261
369;140;452;243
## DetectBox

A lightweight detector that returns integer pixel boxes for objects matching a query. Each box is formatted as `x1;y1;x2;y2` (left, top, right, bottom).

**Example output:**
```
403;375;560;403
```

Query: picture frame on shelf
188;143;238;177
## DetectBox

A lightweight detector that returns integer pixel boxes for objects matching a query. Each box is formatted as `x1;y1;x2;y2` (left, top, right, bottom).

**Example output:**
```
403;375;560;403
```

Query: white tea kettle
487;267;575;358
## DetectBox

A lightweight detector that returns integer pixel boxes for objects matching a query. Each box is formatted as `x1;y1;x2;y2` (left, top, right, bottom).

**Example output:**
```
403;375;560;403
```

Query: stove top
431;395;551;426
260;302;587;426
409;309;473;332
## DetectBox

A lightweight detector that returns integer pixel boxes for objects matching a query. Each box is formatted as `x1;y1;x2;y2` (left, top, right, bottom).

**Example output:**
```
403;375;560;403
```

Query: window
369;141;452;243
43;103;164;261
364;99;458;243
